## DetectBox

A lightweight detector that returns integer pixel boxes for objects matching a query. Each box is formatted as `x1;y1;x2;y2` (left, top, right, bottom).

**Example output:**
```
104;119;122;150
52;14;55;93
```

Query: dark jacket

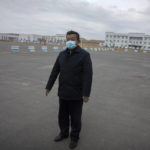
45;46;93;100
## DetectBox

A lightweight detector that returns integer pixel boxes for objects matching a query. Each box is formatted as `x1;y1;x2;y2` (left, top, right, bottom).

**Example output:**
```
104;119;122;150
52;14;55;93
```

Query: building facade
104;32;150;50
0;33;65;43
0;33;19;41
18;34;43;42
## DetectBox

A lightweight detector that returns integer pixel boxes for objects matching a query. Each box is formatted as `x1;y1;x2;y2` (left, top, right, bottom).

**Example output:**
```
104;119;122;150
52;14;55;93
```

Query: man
45;30;93;149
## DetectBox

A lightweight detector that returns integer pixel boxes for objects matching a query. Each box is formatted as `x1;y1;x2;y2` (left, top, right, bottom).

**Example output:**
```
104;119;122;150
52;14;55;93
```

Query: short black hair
66;30;80;41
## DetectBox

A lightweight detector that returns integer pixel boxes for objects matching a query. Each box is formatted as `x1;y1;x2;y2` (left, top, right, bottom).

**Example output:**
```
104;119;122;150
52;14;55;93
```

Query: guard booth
53;46;59;52
41;46;48;52
28;46;35;52
11;45;20;52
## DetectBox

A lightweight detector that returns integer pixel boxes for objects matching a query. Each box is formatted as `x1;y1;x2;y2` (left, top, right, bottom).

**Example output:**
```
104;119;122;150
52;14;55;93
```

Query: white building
19;34;42;42
105;32;150;50
19;34;65;42
0;33;66;43
55;34;66;41
44;34;65;42
0;33;19;41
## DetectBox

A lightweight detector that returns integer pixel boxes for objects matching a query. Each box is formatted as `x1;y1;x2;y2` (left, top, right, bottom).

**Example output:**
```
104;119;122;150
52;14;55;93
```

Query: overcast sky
0;0;150;40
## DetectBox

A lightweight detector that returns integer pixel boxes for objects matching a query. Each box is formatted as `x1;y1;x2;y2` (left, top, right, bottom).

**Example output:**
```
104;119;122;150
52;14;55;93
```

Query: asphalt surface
0;50;150;150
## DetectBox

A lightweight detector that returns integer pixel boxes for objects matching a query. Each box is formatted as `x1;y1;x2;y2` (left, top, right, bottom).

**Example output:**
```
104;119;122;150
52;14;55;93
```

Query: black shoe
69;140;78;149
54;134;68;142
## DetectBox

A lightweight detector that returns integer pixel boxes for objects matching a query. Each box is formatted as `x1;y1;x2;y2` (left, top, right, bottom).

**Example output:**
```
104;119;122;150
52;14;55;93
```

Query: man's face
66;34;79;46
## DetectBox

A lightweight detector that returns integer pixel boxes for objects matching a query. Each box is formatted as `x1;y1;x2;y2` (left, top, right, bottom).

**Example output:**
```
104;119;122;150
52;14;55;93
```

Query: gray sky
0;0;150;40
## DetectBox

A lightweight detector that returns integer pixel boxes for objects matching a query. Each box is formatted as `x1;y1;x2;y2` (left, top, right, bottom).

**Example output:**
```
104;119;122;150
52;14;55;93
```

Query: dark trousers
58;98;83;141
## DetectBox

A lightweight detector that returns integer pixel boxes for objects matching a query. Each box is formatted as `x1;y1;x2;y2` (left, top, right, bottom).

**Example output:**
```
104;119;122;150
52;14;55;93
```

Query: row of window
106;44;150;50
106;40;150;45
129;41;142;44
144;37;150;40
0;36;18;40
106;40;128;43
129;37;143;40
106;35;128;39
106;35;150;41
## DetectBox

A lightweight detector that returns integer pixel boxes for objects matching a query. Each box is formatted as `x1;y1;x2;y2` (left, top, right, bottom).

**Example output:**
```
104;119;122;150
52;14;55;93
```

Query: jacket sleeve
82;53;93;97
45;54;60;90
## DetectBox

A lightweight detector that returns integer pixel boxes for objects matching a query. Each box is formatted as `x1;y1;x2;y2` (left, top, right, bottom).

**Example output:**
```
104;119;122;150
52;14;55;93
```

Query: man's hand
45;89;50;96
82;96;89;103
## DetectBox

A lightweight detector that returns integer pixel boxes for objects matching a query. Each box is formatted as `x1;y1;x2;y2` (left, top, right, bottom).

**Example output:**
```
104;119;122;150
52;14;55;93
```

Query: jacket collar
65;46;80;54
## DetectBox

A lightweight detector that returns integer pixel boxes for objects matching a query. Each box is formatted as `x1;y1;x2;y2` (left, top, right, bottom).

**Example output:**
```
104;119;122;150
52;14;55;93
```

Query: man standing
45;31;93;149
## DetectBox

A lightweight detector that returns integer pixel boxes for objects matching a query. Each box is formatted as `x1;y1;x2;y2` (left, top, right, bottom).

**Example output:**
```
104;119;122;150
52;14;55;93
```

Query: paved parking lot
0;50;150;150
